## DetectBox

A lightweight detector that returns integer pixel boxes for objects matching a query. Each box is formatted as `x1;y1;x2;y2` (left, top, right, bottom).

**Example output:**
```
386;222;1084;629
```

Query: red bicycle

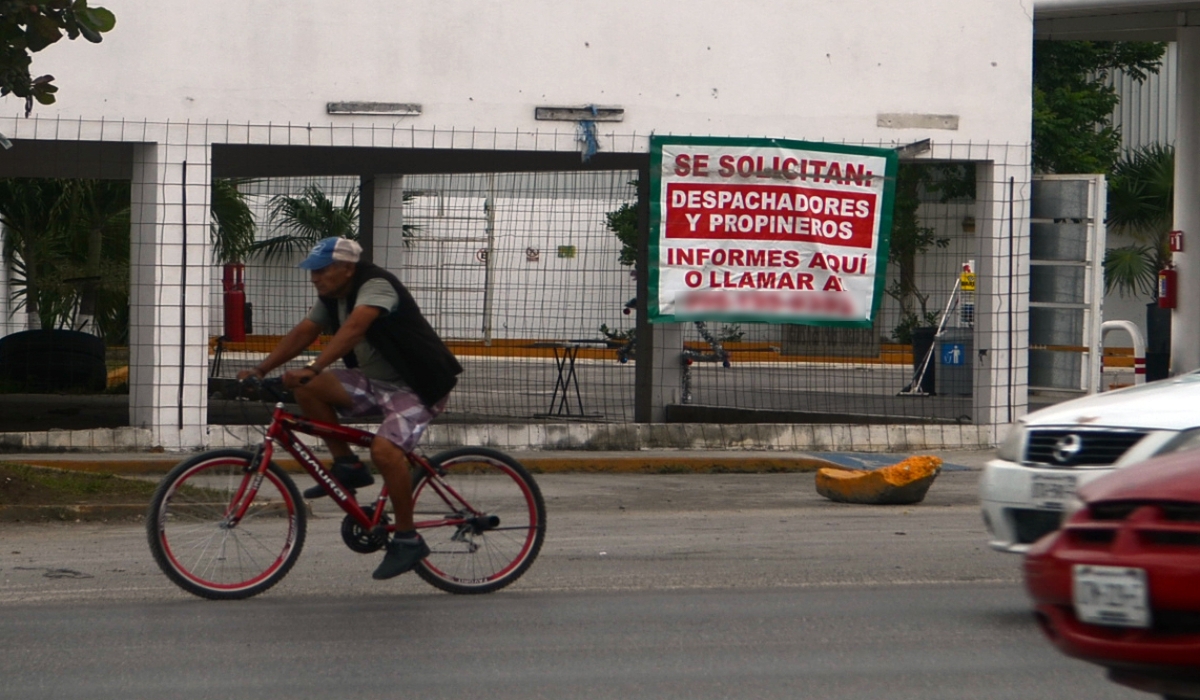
146;381;546;600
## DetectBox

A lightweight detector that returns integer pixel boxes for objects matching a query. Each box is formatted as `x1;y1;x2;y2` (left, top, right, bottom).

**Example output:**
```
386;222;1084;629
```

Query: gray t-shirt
305;278;403;383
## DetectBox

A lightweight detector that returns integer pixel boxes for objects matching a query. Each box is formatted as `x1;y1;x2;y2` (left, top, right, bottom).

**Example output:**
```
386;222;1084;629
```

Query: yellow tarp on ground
815;455;943;505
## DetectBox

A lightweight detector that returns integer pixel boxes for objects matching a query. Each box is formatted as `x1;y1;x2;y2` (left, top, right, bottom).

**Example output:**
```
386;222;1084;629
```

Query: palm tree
0;178;71;330
209;178;258;265
0;178;130;340
1103;143;1175;381
0;179;131;338
251;184;360;262
1103;143;1174;298
60;179;131;337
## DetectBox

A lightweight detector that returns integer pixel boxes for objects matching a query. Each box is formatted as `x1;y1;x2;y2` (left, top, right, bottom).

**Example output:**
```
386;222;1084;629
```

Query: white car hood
1025;371;1200;431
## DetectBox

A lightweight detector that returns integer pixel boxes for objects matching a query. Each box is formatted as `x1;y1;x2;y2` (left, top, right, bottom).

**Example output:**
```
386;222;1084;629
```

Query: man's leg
293;372;355;459
370;434;414;530
369;391;444;581
294;372;375;499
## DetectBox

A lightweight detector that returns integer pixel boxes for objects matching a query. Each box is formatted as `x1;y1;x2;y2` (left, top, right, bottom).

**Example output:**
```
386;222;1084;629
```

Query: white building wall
32;0;1031;145
0;0;1034;446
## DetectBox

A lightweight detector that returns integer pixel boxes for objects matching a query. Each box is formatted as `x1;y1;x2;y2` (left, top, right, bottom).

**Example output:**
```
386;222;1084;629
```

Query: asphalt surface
0;461;1144;700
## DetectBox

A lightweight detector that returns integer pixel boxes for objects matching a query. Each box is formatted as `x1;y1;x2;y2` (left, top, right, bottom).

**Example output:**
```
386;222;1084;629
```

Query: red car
1024;447;1200;699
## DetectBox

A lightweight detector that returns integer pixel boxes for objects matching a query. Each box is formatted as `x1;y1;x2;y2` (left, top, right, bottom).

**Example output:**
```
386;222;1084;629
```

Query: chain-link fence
0;121;1031;449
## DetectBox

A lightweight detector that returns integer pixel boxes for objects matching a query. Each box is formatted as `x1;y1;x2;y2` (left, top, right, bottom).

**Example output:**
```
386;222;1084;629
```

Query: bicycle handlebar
239;375;289;402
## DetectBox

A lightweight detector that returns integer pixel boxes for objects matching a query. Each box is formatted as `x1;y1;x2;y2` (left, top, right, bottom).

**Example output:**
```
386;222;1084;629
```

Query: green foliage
0;462;158;507
209;178;258;264
0;0;116;115
717;324;744;343
1103;143;1175;299
1103;244;1158;298
252;185;361;262
886;163;952;341
250;184;419;263
891;311;942;346
1033;41;1166;174
605;181;639;267
1107;142;1174;242
0;177;129;341
598;323;633;341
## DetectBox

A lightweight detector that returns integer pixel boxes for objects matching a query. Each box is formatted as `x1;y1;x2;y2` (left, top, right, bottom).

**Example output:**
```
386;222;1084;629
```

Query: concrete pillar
972;158;1031;429
129;135;213;449
633;166;686;422
1172;28;1200;374
372;174;408;273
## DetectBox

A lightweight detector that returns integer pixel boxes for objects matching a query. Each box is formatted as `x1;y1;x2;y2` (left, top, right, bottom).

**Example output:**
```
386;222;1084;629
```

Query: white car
980;371;1200;553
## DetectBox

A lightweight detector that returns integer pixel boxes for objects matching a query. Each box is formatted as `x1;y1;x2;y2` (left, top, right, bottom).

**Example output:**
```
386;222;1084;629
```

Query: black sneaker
302;457;375;499
372;533;430;580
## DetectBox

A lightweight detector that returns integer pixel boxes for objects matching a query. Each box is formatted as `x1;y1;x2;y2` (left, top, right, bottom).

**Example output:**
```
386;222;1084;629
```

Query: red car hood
1080;449;1200;504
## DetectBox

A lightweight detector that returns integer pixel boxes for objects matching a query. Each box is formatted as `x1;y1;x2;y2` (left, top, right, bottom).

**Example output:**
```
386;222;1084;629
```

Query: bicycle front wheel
146;449;306;600
413;447;546;594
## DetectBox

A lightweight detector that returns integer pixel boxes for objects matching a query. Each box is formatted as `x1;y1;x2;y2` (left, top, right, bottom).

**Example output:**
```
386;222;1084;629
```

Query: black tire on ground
0;329;107;392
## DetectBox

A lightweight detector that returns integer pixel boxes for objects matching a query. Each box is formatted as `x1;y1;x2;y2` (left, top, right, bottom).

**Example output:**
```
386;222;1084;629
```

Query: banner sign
648;136;897;326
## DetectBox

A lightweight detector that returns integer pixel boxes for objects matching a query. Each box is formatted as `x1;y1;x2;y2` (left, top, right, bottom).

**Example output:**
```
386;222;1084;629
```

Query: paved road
0;470;1140;699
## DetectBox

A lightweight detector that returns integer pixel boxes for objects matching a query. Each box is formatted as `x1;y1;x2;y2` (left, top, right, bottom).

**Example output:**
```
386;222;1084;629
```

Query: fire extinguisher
1158;266;1178;309
222;263;247;341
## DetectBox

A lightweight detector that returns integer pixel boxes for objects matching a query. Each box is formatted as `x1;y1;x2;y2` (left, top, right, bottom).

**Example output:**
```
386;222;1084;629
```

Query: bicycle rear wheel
412;447;546;594
146;449;306;600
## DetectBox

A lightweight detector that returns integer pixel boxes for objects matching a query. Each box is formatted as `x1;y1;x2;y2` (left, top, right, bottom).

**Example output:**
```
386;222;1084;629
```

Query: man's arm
303;304;384;374
237;319;323;380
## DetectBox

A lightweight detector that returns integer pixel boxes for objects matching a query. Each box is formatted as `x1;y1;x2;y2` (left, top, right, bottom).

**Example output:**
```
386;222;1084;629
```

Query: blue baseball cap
297;237;362;270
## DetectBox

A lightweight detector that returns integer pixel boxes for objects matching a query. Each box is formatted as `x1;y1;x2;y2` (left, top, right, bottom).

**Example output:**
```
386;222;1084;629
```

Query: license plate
1030;473;1077;510
1073;565;1150;628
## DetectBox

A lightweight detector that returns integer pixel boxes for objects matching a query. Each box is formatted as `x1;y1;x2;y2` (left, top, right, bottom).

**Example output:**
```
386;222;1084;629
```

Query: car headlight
996;422;1026;462
1155;426;1200;456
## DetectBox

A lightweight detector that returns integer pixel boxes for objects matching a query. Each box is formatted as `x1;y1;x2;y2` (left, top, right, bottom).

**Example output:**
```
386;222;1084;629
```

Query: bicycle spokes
411;448;545;594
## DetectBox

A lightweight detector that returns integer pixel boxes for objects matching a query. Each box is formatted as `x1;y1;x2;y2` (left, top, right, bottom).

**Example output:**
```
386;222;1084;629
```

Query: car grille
1089;500;1200;522
1009;508;1064;544
1060;502;1200;634
1024;428;1148;467
1064;503;1200;550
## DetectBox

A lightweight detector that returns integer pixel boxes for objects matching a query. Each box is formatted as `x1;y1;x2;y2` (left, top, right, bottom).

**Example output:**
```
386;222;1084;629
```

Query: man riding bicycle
237;237;462;580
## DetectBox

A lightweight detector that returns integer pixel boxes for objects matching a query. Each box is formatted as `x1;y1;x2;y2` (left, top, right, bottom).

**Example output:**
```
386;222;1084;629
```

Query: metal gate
1028;174;1107;397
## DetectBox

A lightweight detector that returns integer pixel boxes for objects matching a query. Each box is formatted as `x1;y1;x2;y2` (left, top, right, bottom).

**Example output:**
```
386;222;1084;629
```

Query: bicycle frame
230;402;482;536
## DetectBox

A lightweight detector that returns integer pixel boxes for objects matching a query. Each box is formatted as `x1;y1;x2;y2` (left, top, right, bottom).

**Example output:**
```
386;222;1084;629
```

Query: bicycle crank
341;505;390;553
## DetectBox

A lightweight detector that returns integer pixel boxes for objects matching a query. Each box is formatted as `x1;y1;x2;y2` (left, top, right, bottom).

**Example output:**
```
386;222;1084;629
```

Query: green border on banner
648;135;898;327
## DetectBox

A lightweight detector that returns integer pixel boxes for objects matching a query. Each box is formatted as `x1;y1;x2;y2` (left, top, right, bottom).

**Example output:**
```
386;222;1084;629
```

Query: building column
973;158;1031;431
129;135;213;449
1172;28;1200;374
626;162;682;423
372;174;407;272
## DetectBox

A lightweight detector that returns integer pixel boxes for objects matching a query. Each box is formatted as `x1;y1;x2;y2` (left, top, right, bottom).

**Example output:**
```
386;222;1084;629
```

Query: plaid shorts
329;369;446;452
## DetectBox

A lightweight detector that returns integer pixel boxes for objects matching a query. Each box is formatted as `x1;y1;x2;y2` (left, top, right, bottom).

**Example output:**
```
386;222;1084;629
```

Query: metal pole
177;160;188;430
481;173;496;345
